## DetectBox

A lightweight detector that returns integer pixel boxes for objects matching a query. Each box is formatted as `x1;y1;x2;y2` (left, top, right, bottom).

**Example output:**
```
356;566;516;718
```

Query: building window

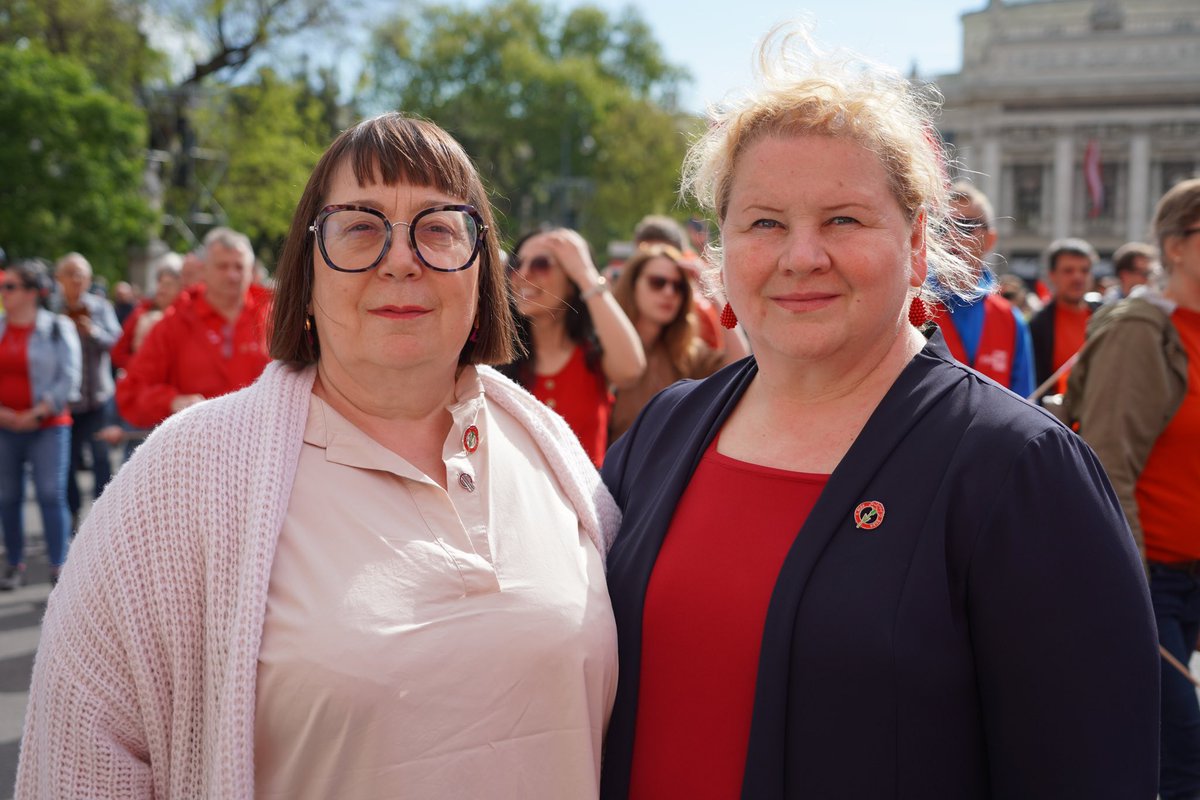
1162;161;1197;192
1012;164;1044;232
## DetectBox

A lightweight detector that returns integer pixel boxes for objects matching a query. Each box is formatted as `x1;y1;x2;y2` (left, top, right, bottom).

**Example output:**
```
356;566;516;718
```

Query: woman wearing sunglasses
20;114;620;799
609;244;748;443
0;259;80;590
504;228;644;466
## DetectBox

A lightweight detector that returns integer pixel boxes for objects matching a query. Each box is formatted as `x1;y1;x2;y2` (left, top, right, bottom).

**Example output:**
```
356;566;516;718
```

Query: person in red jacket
116;227;272;428
110;253;184;372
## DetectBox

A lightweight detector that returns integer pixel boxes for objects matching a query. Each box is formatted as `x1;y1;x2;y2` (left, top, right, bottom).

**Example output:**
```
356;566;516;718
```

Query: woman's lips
771;292;838;312
368;305;430;319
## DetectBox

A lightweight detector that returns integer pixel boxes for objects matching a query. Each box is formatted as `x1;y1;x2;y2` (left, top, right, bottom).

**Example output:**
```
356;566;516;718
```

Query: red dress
629;437;828;799
532;345;612;467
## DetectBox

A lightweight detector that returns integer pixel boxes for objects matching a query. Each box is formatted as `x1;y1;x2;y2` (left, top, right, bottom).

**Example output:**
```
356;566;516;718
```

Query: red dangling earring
720;302;738;330
907;297;932;327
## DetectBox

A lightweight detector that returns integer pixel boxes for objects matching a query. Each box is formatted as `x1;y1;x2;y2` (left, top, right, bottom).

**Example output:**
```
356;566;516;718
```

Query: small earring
304;317;312;332
304;315;315;349
908;297;933;327
719;302;738;330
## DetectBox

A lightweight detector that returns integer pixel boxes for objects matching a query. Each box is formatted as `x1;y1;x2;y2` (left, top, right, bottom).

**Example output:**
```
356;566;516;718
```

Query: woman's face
511;233;573;322
634;256;687;330
310;160;479;378
1166;215;1200;288
0;277;37;316
720;133;926;368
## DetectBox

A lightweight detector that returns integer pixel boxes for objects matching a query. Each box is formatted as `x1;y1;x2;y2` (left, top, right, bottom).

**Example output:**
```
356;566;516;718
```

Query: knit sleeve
16;482;155;797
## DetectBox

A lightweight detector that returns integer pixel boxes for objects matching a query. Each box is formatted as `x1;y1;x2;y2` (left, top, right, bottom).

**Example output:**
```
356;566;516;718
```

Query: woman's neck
1167;270;1200;313
529;315;572;356
5;306;36;327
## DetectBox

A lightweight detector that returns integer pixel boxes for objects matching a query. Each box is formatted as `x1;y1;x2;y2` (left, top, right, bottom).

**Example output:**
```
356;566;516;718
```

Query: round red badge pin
853;501;885;530
463;425;480;453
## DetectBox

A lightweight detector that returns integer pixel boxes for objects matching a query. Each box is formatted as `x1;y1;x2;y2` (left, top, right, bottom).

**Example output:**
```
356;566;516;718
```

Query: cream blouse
254;367;618;799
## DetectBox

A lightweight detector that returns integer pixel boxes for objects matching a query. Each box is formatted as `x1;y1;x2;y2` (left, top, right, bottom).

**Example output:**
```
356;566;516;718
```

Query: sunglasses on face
643;274;688;295
509;254;553;274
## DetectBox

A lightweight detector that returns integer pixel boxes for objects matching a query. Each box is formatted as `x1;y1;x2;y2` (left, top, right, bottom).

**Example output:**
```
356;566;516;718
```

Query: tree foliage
366;0;694;251
0;44;154;281
186;68;331;259
0;0;163;101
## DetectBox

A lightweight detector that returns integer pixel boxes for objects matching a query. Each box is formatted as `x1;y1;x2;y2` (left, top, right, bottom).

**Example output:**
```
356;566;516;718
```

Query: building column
1053;132;1074;240
1127;130;1151;243
981;136;1002;202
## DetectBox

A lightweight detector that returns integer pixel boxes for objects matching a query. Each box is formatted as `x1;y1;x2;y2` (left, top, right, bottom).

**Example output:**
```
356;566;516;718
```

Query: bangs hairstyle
682;23;977;303
270;112;516;367
612;244;698;375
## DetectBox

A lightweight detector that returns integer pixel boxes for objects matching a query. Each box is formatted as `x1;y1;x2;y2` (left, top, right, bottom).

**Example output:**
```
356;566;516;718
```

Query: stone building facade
935;0;1200;276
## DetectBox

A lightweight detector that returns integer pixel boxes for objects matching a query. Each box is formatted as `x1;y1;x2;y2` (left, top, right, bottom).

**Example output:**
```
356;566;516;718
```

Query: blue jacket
600;333;1157;799
0;309;82;415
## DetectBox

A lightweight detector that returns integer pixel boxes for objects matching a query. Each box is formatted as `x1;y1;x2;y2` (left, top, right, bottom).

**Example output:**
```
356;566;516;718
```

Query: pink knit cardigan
17;362;620;798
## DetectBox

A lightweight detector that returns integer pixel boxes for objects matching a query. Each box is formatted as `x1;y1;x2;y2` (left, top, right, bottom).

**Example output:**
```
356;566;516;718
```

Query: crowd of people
2;18;1197;800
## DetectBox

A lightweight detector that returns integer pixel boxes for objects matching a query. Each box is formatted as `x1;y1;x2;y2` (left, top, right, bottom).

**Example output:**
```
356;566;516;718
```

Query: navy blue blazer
600;334;1158;799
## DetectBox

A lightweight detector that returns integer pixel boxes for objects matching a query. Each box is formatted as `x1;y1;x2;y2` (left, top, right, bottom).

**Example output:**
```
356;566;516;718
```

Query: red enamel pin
463;425;480;453
853;501;885;530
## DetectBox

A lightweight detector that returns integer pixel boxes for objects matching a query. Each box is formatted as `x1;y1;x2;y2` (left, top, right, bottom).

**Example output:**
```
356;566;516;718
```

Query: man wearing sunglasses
929;182;1036;399
116;227;272;428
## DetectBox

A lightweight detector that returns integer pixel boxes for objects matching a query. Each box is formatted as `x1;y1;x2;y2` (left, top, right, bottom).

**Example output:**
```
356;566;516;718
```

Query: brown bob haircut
270;112;517;367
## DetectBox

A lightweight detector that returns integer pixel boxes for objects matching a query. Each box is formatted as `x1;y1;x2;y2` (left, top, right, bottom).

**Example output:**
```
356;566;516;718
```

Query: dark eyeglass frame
642;274;688;296
508;254;554;274
0;281;33;292
1181;227;1200;238
310;203;487;274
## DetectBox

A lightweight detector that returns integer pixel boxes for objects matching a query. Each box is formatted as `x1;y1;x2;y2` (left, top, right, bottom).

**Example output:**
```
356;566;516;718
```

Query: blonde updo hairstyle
682;24;977;307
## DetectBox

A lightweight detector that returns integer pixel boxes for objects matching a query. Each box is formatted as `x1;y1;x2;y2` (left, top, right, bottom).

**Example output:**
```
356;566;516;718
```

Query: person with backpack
1065;177;1200;800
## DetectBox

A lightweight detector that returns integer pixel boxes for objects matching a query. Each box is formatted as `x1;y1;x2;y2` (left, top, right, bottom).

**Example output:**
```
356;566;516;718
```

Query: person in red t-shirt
116;227;272;428
501;227;644;466
0;259;80;589
1028;238;1101;392
1068;177;1200;800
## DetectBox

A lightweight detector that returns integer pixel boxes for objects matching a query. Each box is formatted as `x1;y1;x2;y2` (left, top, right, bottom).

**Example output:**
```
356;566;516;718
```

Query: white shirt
254;367;617;799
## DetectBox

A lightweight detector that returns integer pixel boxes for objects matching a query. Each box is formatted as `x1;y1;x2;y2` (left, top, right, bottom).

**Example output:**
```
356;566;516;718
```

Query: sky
532;0;990;112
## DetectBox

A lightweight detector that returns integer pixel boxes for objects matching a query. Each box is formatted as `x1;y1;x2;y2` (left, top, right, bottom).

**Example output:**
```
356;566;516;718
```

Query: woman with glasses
0;259;80;590
504;228;644;466
608;244;747;443
19;113;620;799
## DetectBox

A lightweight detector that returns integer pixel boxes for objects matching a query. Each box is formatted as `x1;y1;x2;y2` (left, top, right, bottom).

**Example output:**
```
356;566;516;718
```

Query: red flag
1084;140;1104;218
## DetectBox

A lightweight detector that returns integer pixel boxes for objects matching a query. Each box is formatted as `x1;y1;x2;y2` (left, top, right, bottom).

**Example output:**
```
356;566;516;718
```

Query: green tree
0;44;154;282
366;0;693;251
188;67;330;259
0;0;163;101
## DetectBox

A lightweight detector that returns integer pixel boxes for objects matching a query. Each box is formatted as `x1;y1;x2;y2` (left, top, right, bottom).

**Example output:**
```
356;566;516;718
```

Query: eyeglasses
310;204;486;273
1181;227;1200;238
0;282;30;292
949;216;988;235
508;254;553;274
642;274;688;296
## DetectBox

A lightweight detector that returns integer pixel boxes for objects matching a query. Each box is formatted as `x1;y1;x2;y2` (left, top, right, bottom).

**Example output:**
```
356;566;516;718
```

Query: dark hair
1044;237;1098;272
269;112;516;367
6;259;53;309
499;228;602;388
632;215;687;251
1112;242;1157;275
